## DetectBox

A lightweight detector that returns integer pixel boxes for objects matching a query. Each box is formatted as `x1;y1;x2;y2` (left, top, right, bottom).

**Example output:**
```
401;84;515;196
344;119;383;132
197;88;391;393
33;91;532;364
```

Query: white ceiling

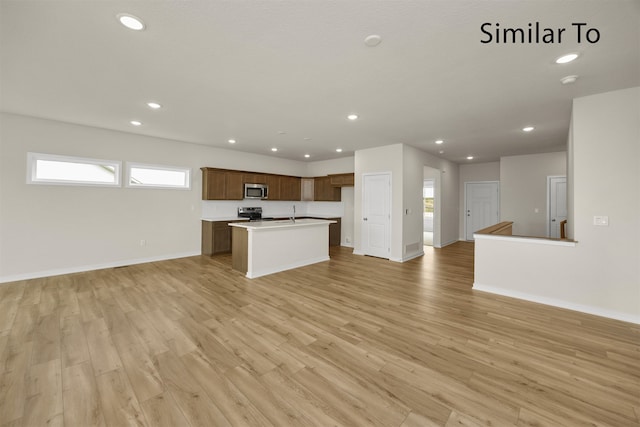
2;1;639;163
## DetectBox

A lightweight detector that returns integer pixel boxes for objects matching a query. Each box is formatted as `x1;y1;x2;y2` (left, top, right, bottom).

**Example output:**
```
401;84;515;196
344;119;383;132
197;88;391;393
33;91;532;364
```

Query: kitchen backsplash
202;200;344;219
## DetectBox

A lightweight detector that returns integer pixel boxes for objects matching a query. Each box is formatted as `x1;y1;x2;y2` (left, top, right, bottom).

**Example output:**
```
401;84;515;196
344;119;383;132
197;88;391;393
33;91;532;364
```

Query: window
126;162;191;189
27;152;121;187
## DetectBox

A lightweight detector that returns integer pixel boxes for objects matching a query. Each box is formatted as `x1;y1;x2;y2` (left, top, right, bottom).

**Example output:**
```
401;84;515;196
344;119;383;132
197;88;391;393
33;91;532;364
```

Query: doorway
547;176;567;238
361;172;391;259
464;181;499;241
423;179;434;246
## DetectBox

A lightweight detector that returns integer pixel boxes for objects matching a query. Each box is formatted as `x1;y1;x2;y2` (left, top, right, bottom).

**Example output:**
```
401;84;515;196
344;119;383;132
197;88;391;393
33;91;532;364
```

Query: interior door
362;173;391;258
465;182;499;240
548;176;567;238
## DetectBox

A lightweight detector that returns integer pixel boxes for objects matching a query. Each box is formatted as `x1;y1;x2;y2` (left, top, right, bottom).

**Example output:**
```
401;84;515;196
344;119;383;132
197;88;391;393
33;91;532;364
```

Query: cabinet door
265;175;281;200
202;169;226;200
329;218;341;246
314;176;341;201
226;172;244;200
213;222;232;253
280;176;301;201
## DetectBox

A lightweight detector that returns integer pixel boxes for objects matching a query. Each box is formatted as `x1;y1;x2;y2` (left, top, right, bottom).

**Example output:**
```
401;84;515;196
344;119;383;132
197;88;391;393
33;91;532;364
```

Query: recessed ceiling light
304;154;310;158
117;13;145;31
555;53;579;64
522;126;535;132
271;148;278;152
228;139;236;144
435;140;444;145
147;102;161;109
336;148;343;153
560;75;578;85
347;114;358;121
130;120;142;126
466;156;474;160
364;35;382;47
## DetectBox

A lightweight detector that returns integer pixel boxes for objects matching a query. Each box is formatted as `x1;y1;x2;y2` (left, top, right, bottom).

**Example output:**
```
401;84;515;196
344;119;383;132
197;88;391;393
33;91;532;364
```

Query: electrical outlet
140;239;146;246
593;216;609;226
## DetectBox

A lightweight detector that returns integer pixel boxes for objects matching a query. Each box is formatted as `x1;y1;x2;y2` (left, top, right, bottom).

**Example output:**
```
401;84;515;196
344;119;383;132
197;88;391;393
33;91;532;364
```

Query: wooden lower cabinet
202;220;241;255
328;218;341;246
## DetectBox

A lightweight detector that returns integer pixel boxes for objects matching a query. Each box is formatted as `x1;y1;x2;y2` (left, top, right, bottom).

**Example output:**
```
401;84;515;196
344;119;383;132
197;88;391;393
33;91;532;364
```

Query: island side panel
231;226;248;274
248;224;329;278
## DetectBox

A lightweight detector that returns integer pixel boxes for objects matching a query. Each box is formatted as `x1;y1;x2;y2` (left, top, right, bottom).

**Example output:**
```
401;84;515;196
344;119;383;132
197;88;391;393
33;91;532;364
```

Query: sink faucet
290;204;296;223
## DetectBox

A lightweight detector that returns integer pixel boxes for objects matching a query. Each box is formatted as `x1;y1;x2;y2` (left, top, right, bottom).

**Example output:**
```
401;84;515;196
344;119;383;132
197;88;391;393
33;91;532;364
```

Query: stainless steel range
237;207;263;221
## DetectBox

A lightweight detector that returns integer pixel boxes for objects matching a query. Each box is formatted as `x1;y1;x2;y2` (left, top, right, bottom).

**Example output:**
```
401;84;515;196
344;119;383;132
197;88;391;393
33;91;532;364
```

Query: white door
548;176;567;238
465;182;499;240
362;173;391;258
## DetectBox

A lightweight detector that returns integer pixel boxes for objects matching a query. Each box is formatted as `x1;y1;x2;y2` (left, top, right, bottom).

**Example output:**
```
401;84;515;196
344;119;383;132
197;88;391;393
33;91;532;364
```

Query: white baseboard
473;282;640;325
392;251;424;263
0;251;201;284
434;238;461;249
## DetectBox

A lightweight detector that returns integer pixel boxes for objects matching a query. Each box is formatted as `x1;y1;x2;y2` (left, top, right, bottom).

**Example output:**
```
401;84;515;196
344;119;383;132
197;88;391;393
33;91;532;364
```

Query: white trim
246;256;330;279
546;175;567;238
473;282;640;325
464;181;500;241
436;238;461;248
27;152;121;187
474;233;577;247
0;251;200;284
398;250;425;262
125;162;191;190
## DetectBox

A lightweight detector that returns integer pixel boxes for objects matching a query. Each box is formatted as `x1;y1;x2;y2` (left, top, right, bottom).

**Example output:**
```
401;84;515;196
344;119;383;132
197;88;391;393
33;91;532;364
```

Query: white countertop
229;218;336;230
201;217;249;222
202;213;339;222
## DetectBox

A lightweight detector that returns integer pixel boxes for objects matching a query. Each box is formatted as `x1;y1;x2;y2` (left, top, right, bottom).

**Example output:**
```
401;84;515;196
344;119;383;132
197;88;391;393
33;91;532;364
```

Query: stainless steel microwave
244;183;268;199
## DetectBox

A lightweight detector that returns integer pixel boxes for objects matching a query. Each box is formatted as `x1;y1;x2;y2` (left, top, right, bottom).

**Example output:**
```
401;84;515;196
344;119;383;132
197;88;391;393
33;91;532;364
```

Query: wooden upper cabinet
329;173;354;187
202;168;226;200
279;176;301;201
314;176;341;201
201;168;243;200
202;168;344;201
264;174;281;200
226;171;244;200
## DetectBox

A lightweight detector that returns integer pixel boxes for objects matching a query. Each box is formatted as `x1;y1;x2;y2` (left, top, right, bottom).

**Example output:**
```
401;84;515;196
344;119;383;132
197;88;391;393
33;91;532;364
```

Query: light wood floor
1;243;638;426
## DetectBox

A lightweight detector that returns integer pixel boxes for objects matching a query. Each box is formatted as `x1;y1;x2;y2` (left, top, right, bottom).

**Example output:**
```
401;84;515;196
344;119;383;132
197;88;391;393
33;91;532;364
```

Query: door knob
363;218;368;221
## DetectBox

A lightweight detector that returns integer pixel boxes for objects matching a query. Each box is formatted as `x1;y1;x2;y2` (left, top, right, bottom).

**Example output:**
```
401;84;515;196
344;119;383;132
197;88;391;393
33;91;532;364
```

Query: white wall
474;87;640;323
410;147;460;247
500;152;566;237
354;144;403;260
305;156;354;177
458;162;500;240
353;143;459;262
0;113;338;281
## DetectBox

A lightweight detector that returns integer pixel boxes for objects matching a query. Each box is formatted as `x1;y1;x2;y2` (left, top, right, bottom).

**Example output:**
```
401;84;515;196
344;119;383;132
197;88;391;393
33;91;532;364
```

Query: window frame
125;162;191;190
26;152;122;187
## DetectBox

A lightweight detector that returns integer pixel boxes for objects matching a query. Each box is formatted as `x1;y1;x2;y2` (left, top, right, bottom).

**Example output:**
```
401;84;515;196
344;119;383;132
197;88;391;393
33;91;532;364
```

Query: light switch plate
593;216;609;226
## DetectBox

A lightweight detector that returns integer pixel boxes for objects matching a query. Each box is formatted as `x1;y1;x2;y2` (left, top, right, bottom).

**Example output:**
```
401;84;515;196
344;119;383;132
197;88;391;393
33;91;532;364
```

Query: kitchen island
229;218;336;279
